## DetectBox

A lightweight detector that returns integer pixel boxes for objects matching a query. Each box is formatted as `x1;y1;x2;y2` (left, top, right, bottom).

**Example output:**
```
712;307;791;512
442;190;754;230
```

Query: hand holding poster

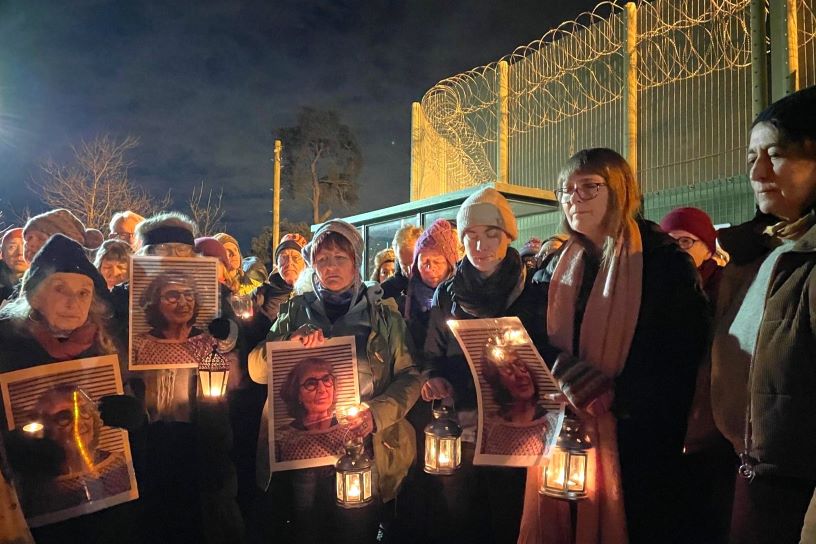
0;355;139;528
448;317;564;467
266;336;360;472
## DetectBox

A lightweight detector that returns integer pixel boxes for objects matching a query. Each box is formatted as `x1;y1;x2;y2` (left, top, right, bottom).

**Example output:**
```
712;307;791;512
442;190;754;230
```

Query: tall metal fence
411;0;813;232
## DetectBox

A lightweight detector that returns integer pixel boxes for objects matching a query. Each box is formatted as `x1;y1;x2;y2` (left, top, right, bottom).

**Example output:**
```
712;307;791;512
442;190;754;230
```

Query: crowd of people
1;87;816;544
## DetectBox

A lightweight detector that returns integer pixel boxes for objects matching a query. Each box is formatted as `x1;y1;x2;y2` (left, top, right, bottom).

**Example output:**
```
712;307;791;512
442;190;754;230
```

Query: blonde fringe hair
0;277;118;355
557;148;642;263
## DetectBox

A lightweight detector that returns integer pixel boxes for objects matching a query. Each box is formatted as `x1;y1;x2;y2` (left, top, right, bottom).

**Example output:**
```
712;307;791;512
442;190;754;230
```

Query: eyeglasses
47;406;94;428
150;243;195;257
300;374;335;392
554;182;606;203
161;289;195;303
674;237;699;250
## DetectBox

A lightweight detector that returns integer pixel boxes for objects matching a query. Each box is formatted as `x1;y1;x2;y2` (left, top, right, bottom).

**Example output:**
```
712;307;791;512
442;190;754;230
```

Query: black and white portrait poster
129;255;220;370
267;336;360;472
448;317;564;467
0;355;139;527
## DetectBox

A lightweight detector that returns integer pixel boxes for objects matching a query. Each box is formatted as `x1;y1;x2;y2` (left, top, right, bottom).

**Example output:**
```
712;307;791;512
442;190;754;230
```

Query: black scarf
450;247;523;318
405;274;437;319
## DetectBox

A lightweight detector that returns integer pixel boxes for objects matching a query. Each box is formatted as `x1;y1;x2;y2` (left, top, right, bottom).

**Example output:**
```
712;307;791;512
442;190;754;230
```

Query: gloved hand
5;429;65;479
98;394;145;430
551;353;614;416
208;317;232;340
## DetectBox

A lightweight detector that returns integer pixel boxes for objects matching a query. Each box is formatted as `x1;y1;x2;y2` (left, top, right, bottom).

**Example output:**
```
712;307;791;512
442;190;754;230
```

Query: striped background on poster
2;358;126;453
129;256;220;364
268;339;359;430
451;321;562;418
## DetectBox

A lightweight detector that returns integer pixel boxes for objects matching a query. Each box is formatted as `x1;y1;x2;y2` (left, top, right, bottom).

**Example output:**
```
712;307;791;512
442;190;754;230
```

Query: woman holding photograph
481;347;549;457
515;148;709;543
248;219;421;544
275;358;345;462
0;234;142;543
421;187;528;544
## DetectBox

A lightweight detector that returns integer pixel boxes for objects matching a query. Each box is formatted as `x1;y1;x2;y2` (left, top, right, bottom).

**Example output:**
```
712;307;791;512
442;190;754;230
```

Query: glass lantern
230;293;254;320
540;417;591;500
424;401;462;475
199;345;230;399
335;438;373;508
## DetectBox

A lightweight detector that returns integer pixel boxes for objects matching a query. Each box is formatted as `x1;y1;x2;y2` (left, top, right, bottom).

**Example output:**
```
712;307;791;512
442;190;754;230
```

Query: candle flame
23;422;43;434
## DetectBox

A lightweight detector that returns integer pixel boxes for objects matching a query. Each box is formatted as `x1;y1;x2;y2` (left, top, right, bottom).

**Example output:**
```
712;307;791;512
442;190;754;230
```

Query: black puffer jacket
514;219;710;542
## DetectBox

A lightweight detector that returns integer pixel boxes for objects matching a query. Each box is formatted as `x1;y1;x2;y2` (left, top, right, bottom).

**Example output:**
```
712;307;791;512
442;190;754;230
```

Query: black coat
515;219;710;543
381;267;409;315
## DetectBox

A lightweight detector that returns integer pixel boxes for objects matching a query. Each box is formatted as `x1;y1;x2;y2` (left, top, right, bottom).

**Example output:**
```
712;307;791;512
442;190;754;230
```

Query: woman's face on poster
32;272;94;332
496;356;535;401
43;392;97;455
298;367;336;417
158;281;196;326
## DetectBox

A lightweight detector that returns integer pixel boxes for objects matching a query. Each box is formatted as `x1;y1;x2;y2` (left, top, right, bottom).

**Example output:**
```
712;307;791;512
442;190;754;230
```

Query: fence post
751;0;770;117
769;0;799;100
497;60;510;184
624;2;638;176
272;139;282;249
411;102;421;201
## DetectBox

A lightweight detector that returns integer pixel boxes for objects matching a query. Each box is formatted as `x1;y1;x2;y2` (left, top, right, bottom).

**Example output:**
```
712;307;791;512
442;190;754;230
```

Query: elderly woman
0;235;141;543
0;234;119;371
274;358;345;463
94;239;132;290
481;348;549;457
711;87;816;543
249;219;421;543
516;148;709;543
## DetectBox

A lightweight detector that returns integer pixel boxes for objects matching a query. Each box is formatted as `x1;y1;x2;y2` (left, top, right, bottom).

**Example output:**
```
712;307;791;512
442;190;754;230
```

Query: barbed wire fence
412;0;810;238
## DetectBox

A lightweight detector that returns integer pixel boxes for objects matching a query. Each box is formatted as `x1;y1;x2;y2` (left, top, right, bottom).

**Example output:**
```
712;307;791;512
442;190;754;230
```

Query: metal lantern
424;401;462;475
540;417;592;500
335;438;374;508
199;345;230;399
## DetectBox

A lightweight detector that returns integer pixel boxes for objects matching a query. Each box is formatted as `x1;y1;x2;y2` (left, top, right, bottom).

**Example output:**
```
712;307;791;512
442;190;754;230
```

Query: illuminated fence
412;0;812;232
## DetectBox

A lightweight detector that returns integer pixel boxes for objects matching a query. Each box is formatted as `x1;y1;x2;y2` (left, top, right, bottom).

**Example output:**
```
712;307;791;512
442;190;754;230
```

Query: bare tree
29;135;171;229
187;181;226;236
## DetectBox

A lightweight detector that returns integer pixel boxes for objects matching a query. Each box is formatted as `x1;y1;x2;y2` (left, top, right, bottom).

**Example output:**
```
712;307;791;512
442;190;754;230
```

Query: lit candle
438;452;450;466
23;421;44;437
209;386;222;397
348;477;361;499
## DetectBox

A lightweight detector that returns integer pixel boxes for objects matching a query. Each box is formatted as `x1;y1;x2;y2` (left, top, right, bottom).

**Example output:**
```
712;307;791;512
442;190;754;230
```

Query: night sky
0;0;598;248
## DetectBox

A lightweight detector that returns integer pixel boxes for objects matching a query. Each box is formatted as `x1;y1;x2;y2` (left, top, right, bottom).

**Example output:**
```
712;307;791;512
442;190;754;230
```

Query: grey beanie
303;219;364;267
456;187;518;241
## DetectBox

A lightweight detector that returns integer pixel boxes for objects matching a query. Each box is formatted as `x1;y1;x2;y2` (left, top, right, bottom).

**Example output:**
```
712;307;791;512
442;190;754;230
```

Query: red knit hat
412;219;458;273
194;237;233;271
659;207;717;254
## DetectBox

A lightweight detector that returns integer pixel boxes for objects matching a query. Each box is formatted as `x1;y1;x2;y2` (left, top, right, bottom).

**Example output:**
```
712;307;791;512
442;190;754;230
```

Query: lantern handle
431;398;455;414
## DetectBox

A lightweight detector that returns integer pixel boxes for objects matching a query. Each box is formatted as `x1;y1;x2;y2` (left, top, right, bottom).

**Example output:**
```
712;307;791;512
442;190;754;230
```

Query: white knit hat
456;187;518;241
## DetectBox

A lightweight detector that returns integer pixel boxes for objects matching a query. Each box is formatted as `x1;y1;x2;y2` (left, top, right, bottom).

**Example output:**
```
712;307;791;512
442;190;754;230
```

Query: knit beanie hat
303;220;364;268
213;232;241;259
274;233;308;262
456;187;518;241
1;227;22;248
194;237;233;271
24;234;108;301
412;219;458;272
24;209;104;250
660;207;717;254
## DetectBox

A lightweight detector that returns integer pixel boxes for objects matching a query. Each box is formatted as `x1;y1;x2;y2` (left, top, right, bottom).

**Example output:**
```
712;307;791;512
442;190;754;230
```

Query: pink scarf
518;219;643;544
30;320;98;360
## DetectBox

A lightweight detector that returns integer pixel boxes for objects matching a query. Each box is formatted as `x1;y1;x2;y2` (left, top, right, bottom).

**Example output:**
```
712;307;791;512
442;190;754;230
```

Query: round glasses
161;289;195;304
300;374;335;392
674;237;700;250
554;183;606;203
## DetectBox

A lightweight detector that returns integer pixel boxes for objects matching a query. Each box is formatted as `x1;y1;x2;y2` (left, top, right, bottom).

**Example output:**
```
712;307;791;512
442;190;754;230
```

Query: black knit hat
24;234;109;301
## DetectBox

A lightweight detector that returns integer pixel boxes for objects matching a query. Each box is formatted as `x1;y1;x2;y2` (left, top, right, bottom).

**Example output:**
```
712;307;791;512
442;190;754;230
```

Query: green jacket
711;211;816;479
248;283;422;502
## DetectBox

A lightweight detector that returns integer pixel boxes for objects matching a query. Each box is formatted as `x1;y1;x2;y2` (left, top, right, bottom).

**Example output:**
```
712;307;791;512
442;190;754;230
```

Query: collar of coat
719;206;816;265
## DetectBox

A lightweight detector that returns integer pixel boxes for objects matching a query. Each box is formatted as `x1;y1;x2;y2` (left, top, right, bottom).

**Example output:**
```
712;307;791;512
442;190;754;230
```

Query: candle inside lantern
23;421;44;435
347;475;361;500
